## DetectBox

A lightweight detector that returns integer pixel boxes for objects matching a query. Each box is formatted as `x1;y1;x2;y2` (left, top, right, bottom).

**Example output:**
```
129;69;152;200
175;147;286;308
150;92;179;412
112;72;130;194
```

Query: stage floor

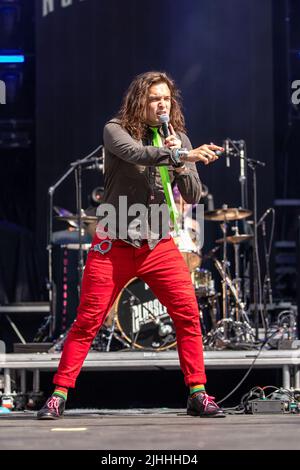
0;409;300;450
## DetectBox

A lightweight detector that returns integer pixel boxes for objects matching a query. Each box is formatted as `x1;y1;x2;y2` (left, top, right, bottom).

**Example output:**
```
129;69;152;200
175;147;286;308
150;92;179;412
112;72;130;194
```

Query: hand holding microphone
158;114;223;166
159;114;182;149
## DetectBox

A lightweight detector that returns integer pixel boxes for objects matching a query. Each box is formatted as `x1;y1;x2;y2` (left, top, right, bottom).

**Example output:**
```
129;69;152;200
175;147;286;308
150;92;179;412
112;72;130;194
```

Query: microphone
257;208;273;227
159;114;170;138
225;139;230;168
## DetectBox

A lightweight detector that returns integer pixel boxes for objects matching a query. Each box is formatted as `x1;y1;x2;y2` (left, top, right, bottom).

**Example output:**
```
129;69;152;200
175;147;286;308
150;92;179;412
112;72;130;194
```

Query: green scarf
151;127;179;233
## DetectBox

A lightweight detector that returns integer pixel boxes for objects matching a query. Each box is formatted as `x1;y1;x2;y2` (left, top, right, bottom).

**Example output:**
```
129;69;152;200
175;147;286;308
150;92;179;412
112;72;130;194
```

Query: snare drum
173;229;201;272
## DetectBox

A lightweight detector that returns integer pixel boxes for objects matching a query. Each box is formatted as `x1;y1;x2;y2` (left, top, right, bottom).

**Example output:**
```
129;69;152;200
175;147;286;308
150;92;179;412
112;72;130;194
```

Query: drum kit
46;139;269;352
48;203;257;353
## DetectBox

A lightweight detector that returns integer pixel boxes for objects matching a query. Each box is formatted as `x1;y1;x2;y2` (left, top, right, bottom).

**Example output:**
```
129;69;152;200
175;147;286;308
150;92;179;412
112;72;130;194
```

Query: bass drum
116;278;177;351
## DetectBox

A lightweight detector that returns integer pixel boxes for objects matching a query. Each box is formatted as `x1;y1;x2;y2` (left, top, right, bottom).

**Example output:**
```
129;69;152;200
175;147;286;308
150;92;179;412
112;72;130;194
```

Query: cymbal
55;215;98;223
204;208;252;221
215;234;253;244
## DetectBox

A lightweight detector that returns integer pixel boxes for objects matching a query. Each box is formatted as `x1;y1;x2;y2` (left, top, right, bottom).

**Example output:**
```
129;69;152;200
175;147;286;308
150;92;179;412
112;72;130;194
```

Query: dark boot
37;395;66;420
187;392;226;418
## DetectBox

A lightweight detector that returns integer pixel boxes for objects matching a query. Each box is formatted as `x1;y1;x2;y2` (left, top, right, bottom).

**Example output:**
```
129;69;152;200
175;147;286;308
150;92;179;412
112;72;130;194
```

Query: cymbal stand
101;315;130;352
48;166;75;337
261;219;273;307
206;245;255;350
220;211;230;322
231;225;243;321
257;208;275;332
47;144;103;337
70;148;104;294
223;139;266;341
213;258;251;323
233;244;240;321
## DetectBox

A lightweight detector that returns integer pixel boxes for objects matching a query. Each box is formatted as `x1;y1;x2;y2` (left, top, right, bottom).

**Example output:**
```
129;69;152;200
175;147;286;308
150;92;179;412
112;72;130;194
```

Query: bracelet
171;148;189;167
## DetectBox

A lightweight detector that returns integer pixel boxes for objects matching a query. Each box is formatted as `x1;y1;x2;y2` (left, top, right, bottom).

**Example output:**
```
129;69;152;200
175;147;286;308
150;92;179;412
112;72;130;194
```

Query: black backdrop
36;0;274;257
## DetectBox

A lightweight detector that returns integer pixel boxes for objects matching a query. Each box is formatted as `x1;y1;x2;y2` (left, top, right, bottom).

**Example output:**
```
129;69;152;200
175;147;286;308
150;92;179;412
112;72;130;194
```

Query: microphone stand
47;145;103;337
224;140;266;341
261;220;270;329
258;208;275;328
70;154;104;294
48;166;75;337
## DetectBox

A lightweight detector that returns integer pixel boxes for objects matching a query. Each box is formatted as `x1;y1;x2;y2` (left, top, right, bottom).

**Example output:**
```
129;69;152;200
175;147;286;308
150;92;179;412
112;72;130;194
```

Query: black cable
216;328;283;405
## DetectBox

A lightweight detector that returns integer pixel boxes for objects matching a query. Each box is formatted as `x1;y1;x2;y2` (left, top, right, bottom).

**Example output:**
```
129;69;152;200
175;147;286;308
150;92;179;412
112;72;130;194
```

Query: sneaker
187;392;226;418
37;395;66;420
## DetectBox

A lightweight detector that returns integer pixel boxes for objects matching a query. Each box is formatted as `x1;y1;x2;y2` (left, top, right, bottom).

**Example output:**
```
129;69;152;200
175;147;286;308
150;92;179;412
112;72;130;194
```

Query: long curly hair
117;71;186;140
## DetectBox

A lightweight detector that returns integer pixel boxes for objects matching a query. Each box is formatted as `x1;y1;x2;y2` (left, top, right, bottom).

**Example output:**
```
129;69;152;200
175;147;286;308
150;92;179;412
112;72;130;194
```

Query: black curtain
35;0;274;258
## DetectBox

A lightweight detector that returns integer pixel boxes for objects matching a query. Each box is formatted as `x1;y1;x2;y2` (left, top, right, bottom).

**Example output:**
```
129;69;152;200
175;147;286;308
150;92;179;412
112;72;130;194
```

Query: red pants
53;236;207;388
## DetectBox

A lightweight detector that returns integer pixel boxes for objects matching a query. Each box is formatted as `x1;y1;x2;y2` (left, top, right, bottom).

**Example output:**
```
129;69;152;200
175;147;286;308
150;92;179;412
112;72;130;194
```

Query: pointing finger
169;123;176;136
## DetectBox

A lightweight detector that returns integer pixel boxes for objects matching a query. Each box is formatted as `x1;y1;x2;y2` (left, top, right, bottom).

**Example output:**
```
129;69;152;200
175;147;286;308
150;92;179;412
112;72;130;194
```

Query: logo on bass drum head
115;278;176;351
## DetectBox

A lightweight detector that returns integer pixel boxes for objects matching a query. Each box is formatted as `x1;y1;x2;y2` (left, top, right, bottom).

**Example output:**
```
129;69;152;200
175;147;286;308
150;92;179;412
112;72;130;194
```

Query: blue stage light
0;54;24;63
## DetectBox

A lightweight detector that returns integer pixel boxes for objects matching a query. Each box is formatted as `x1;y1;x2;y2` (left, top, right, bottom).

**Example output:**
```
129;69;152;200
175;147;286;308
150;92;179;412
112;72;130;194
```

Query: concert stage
1;349;300;396
0;408;299;450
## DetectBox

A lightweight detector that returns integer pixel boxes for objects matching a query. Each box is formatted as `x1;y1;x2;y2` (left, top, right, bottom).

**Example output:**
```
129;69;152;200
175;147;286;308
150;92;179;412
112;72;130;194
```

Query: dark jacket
99;119;202;249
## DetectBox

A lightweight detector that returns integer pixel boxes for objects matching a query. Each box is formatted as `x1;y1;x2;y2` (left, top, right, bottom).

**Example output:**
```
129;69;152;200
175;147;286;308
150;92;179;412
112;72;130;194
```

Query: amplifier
247;399;299;414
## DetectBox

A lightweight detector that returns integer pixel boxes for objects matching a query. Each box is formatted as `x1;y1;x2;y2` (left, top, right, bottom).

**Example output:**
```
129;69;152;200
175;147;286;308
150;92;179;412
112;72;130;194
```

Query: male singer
37;71;225;419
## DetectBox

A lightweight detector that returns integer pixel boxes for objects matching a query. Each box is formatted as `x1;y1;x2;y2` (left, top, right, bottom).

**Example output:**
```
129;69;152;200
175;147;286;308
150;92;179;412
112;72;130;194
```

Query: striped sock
189;385;206;396
53;386;68;401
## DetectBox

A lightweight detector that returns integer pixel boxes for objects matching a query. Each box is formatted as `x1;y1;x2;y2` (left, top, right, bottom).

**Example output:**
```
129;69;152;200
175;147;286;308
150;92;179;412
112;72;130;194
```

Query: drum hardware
61;243;91;251
201;245;221;261
204;136;268;347
202;253;255;349
47;145;104;337
53;206;79;228
198;293;220;337
204;204;252;322
213;258;251;324
203;318;255;350
221;139;267;341
93;317;131;352
257;209;275;330
48;314;130;353
192;264;220;337
48;327;70;352
216;225;253;320
193;268;216;298
33;315;53;343
55;215;98;224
